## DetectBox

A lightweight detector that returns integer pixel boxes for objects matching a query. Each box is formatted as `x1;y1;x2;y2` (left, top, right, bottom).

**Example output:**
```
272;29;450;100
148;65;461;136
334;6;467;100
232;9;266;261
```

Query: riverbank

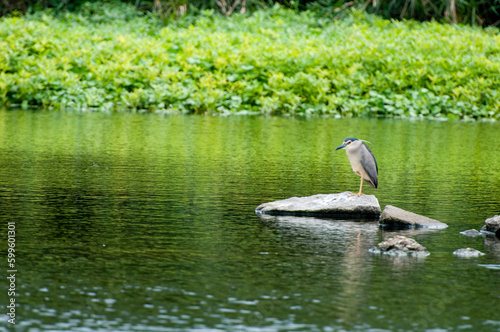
1;3;499;119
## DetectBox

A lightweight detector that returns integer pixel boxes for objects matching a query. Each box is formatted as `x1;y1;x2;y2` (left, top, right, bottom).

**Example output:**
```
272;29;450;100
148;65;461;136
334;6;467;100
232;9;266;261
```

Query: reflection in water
257;214;380;327
0;110;499;331
484;235;500;256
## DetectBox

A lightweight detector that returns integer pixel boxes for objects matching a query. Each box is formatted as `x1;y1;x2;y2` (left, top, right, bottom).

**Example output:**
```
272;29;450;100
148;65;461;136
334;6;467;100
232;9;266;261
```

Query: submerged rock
480;215;500;237
255;192;380;219
369;235;429;257
379;205;448;229
459;229;482;237
453;248;485;258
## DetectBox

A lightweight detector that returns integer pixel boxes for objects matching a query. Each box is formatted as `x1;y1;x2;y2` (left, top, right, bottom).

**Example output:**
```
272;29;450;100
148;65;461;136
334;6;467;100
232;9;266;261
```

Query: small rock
379;205;448;229
480;215;500;237
453;248;485;258
255;192;381;219
369;235;430;257
459;229;482;237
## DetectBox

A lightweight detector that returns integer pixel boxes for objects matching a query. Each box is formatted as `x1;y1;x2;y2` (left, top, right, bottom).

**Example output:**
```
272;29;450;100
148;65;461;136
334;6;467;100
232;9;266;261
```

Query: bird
335;137;378;196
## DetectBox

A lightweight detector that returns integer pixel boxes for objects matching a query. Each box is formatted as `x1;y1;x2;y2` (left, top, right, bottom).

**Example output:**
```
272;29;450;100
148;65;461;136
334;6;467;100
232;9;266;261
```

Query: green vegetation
1;2;500;118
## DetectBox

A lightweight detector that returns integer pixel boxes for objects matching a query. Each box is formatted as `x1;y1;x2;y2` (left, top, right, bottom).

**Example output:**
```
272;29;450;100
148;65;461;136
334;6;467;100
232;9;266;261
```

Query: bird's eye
347;141;351;145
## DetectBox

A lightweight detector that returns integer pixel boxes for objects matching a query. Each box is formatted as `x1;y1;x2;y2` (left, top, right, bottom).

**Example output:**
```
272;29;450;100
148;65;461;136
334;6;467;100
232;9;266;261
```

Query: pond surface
0;109;499;332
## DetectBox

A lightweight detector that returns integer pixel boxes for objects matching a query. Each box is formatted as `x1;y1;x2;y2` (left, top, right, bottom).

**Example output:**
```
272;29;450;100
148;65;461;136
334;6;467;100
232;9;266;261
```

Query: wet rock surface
453;248;485;258
379;205;448;229
255;192;381;219
480;215;500;237
369;235;430;257
459;229;482;237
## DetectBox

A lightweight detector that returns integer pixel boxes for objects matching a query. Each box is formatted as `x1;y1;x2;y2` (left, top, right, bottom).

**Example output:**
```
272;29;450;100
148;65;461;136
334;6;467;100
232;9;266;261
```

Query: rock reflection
256;214;379;254
256;214;379;324
484;235;500;256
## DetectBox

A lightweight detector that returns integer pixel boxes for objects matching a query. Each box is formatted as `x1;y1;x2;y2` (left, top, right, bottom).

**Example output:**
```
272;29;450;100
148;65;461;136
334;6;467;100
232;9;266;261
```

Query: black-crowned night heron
335;137;378;196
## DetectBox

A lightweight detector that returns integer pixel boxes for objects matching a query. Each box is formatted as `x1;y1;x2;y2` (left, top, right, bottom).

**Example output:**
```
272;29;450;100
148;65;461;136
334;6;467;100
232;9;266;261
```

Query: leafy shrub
0;3;499;119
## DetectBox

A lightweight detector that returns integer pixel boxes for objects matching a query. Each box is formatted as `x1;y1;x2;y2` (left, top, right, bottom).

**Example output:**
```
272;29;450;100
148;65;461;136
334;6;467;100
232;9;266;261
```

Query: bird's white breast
345;143;369;179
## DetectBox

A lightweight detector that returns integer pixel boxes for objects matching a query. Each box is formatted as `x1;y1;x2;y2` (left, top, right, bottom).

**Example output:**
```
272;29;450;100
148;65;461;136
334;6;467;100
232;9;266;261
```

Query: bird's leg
350;177;365;196
358;177;364;196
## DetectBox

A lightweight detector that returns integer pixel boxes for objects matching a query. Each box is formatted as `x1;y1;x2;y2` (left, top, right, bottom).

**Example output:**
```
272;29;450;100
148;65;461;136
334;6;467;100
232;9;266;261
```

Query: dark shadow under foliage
0;0;86;15
307;0;500;27
2;0;500;26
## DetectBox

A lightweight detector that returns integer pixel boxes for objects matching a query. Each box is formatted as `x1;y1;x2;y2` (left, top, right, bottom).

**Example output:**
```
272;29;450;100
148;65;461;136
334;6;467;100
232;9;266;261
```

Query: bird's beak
335;142;347;151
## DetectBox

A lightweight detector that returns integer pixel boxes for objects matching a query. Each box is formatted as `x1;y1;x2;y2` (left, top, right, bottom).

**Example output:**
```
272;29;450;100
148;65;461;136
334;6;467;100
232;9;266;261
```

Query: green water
0;109;499;332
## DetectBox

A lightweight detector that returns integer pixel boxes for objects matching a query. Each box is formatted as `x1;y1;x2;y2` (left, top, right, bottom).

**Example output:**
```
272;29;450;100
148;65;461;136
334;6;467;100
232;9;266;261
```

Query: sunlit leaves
0;3;499;119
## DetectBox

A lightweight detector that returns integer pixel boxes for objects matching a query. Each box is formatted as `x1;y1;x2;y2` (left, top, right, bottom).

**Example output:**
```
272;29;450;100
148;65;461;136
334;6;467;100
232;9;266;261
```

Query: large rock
369;235;429;257
255;192;381;219
379;205;448;229
480;215;500;237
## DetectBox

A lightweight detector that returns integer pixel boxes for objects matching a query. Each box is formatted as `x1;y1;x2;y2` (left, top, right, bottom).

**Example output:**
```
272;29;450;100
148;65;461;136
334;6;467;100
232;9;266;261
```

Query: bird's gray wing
360;143;378;189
